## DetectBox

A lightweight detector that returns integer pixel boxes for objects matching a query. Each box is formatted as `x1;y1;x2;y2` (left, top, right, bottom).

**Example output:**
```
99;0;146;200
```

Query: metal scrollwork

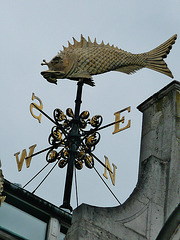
84;155;94;169
75;160;83;170
90;115;103;128
46;150;58;163
54;108;66;123
46;107;103;170
58;159;68;168
52;127;63;142
80;111;90;119
85;132;100;147
66;108;74;119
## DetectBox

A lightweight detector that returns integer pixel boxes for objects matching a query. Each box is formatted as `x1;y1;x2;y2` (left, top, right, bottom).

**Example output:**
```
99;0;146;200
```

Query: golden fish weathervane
41;34;177;86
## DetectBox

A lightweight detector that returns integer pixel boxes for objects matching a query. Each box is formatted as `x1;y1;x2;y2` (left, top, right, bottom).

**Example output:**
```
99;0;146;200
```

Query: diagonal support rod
82;119;125;140
90;152;113;174
97;119;124;131
23;163;50;188
25;146;53;160
31;103;68;137
94;166;121;205
32;103;57;125
32;161;58;194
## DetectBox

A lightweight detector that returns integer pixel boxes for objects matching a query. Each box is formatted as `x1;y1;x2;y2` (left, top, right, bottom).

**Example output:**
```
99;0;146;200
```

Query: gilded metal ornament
46;106;103;171
54;108;66;122
84;155;94;169
16;90;133;210
41;34;177;86
46;150;58;163
58;159;68;168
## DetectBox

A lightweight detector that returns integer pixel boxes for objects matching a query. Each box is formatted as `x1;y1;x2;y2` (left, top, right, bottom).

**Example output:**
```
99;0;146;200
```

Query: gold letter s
30;93;43;123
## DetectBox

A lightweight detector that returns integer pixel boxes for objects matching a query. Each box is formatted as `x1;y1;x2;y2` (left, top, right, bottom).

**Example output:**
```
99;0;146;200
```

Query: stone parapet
66;80;180;240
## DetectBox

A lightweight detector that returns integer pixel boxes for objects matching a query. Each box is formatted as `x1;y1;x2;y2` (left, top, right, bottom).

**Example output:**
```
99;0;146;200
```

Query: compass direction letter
103;155;117;186
30;93;43;123
14;144;37;171
113;106;131;134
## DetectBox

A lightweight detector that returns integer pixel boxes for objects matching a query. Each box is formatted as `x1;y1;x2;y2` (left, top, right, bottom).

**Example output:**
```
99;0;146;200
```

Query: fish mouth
41;70;65;84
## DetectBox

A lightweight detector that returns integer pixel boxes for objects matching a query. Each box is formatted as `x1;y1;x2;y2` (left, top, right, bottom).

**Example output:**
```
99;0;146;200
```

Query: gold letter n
103;155;117;186
14;144;37;172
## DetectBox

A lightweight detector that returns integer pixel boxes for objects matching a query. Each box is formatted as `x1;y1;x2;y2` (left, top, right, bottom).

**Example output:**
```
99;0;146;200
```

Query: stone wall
66;80;180;240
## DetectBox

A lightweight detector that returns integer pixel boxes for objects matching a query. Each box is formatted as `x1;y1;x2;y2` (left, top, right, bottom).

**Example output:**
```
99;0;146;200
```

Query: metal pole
60;80;83;211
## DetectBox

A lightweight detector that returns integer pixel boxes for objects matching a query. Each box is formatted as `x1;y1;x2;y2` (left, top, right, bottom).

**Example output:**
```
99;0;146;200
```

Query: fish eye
52;57;64;66
53;57;60;62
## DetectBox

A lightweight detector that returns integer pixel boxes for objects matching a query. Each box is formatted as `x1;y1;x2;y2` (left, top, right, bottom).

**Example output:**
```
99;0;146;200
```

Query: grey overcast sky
0;0;179;211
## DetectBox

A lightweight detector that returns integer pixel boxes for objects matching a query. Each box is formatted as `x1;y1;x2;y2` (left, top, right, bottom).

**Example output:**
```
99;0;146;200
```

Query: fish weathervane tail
41;34;177;86
144;35;176;78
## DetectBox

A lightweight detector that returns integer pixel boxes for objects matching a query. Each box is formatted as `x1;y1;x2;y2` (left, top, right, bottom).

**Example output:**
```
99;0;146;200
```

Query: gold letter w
14;144;37;172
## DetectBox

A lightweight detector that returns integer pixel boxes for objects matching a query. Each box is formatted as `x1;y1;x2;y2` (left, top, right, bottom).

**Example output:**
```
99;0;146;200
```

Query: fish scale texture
41;34;177;86
72;47;130;75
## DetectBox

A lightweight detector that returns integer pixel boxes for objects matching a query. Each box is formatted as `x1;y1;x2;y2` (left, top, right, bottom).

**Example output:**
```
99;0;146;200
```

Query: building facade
0;179;72;240
0;80;179;240
65;80;180;240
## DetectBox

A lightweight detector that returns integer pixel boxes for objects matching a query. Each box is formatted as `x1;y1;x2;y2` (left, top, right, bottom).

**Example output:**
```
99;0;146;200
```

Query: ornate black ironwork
46;101;102;170
24;82;124;210
45;81;103;211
